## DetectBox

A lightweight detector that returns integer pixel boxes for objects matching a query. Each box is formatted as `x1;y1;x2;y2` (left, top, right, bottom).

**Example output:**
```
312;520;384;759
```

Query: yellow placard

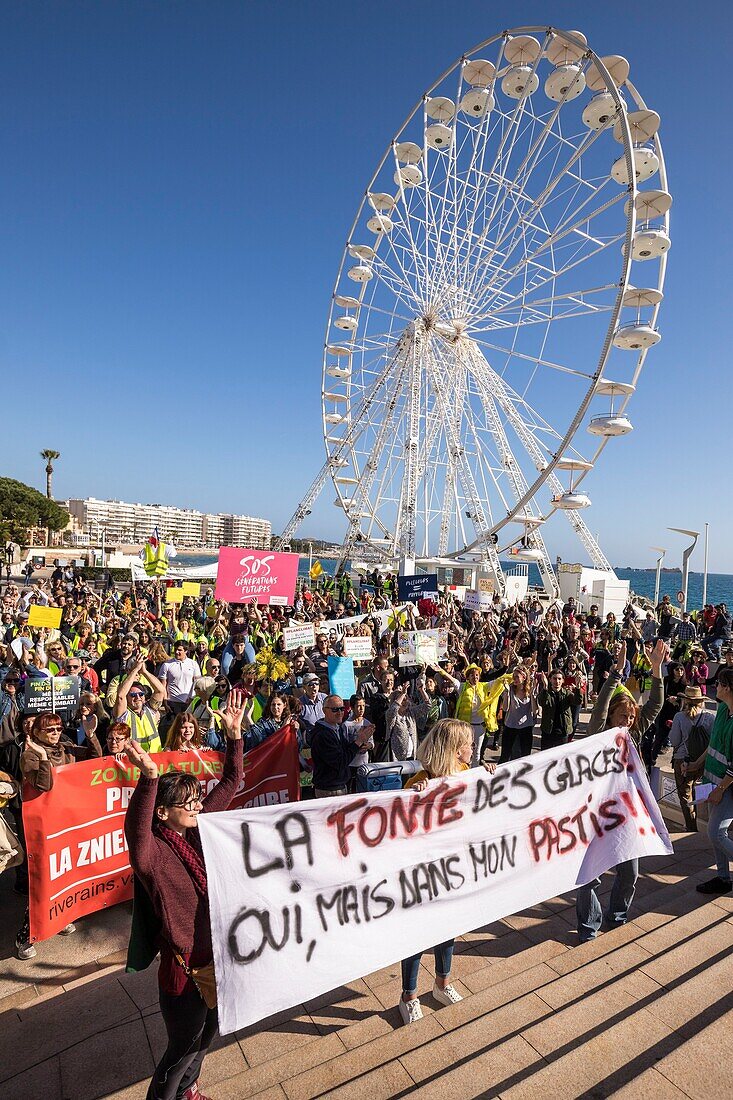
181;582;201;596
27;605;63;629
165;588;184;604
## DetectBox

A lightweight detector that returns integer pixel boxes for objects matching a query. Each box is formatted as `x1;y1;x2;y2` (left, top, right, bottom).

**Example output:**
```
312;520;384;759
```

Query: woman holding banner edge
575;639;666;942
123;688;246;1100
399;717;497;1024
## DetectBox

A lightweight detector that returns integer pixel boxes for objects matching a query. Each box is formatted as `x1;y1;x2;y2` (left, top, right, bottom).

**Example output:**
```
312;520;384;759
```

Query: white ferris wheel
275;26;670;598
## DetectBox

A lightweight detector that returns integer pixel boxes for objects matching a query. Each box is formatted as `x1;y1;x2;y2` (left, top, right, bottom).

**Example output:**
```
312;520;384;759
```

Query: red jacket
124;738;243;992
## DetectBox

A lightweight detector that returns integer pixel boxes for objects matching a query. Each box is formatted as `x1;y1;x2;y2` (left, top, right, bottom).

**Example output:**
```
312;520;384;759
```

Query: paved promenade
1;814;730;1100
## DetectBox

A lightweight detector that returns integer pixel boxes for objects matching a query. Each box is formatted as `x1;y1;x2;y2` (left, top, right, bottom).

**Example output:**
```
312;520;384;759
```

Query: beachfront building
66;497;271;549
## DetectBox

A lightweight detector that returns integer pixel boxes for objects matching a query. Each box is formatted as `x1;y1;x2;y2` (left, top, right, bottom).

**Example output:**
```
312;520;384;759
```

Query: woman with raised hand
124;688;245;1100
575;639;666;943
398;718;496;1024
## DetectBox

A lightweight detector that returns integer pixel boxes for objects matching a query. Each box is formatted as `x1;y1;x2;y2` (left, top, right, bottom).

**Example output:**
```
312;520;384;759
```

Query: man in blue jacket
311;695;373;798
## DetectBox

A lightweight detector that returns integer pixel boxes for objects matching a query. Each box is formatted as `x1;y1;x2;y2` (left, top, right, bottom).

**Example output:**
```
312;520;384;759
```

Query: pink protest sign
215;548;300;606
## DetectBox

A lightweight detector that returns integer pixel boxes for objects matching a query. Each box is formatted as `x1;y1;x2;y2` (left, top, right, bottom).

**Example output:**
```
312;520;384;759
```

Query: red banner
23;726;300;942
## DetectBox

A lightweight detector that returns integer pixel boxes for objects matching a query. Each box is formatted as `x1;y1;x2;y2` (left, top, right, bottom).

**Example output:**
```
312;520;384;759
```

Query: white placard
464;588;493;612
199;730;672;1035
282;623;316;651
397;630;439;667
343;636;373;661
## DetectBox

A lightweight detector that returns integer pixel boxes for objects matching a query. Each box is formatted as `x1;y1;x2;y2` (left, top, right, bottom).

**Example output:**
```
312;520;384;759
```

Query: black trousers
147;986;218;1100
499;725;533;762
540;732;568;752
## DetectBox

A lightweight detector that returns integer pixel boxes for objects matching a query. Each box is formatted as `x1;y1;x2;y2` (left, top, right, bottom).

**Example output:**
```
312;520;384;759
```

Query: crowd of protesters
1;562;732;1091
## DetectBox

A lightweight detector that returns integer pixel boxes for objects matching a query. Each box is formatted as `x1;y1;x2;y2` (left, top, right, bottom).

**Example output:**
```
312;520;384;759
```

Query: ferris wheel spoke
469;135;617;308
474;228;625;322
470;336;595;381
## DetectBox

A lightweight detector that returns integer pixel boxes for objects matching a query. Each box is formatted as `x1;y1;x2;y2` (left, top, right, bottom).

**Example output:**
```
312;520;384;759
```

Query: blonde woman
399;718;496;1024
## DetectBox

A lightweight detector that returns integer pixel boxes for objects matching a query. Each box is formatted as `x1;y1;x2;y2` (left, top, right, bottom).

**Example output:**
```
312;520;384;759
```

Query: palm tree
40;449;61;500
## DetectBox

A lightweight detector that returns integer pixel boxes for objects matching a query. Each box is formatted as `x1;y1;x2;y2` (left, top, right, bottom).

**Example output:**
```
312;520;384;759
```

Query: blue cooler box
355;760;421;792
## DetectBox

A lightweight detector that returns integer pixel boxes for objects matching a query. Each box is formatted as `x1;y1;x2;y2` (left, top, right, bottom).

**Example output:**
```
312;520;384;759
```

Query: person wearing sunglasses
113;657;166;754
123;689;246;1100
310;694;374;798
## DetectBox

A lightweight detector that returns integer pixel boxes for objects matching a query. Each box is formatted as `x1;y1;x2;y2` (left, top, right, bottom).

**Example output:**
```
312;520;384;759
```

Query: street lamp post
668;528;699;613
702;523;710;608
650;547;667;608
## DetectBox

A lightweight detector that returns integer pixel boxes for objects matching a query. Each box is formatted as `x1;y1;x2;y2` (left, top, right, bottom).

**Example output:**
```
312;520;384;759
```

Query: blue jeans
402;939;454;994
707;787;733;881
703;638;723;661
575;859;639;942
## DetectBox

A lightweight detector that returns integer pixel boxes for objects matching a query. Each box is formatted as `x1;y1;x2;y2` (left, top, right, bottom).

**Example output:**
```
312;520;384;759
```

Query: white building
66;498;271;549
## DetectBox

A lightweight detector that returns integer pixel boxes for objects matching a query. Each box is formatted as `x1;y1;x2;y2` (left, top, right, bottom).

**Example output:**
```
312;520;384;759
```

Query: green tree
0;478;69;544
40;449;61;500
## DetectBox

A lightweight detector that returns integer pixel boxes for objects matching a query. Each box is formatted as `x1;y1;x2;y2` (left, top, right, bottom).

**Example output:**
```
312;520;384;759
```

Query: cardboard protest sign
199;730;672;1034
397;630;439;667
464;588;493;612
23;676;80;721
327;655;356;698
342;635;373;661
397;574;439;603
282;623;316;652
181;581;201;596
477;578;495;594
165;588;184;604
216;548;300;607
27;605;63;629
23;726;300;942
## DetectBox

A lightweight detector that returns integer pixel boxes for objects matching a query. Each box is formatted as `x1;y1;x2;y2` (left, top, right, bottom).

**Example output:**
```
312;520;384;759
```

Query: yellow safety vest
128;707;163;754
143;542;168;578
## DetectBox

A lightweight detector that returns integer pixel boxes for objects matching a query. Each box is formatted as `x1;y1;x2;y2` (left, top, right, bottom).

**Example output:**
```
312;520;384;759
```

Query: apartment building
66;498;271;549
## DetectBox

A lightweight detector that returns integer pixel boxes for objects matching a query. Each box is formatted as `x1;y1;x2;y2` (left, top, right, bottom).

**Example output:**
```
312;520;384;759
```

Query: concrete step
1;830;729;1099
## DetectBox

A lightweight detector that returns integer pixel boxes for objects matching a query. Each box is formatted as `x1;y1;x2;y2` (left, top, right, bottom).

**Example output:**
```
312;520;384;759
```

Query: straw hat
681;685;704;703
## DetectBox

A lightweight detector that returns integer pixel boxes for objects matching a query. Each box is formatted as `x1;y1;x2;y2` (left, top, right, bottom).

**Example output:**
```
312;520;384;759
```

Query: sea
179;552;733;610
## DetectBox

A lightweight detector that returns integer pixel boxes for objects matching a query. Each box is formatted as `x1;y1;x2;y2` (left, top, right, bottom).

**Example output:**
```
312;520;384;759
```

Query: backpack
686;717;710;771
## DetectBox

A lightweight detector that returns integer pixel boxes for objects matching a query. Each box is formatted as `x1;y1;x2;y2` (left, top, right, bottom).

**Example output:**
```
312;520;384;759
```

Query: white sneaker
399;997;423;1024
58;923;76;936
433;982;462;1006
16;940;37;961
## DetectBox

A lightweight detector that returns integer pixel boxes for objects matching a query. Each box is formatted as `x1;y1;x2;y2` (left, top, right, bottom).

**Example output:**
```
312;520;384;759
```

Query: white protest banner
343;635;373;661
282;623;316;651
464;588;493;612
322;614;365;636
397;630;439;667
199;729;672;1035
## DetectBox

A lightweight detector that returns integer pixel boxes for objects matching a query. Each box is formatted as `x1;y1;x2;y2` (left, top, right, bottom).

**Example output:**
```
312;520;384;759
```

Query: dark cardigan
124;737;243;988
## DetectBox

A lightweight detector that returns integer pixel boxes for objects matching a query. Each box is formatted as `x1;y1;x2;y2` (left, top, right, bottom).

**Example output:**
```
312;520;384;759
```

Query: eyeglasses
326;705;345;712
172;796;203;812
65;664;81;671
129;691;146;698
43;724;63;732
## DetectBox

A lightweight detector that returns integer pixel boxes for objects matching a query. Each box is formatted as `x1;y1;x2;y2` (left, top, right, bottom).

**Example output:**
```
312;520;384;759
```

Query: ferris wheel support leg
480;358;614;574
273;464;333;551
468;346;560;599
425;347;506;596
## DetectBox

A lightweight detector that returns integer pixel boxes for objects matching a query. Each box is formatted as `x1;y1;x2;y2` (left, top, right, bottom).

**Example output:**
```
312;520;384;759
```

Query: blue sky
1;1;730;571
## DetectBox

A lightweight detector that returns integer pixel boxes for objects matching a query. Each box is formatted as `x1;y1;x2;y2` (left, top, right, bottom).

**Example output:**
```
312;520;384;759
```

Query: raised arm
202;688;245;812
113;657;146;719
123;742;159;877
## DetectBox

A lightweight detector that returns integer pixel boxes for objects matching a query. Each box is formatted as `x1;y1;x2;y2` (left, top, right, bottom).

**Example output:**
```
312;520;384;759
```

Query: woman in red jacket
123;688;245;1100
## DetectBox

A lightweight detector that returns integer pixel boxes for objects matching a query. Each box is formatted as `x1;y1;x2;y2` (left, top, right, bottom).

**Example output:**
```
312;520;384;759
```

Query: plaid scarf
155;825;208;897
